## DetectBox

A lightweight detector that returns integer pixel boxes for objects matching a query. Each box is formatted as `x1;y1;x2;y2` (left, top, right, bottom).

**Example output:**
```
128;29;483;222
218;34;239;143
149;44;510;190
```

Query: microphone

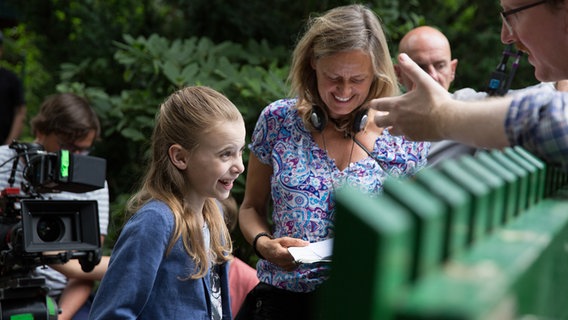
486;44;523;96
506;50;523;93
486;45;512;96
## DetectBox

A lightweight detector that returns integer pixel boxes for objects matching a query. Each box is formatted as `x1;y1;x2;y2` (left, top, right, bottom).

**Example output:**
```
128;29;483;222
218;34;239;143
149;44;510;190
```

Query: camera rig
0;141;106;319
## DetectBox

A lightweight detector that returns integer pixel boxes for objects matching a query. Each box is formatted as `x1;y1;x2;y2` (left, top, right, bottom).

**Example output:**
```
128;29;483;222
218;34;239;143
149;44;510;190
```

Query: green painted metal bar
382;178;446;281
458;155;506;232
544;163;568;195
490;150;529;214
322;186;414;320
413;168;471;260
546;166;560;196
438;159;491;245
513;146;546;201
503;147;540;208
475;152;518;224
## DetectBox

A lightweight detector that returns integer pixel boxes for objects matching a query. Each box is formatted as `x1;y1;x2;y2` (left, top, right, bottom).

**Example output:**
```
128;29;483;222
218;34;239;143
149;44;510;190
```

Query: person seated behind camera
0;93;109;320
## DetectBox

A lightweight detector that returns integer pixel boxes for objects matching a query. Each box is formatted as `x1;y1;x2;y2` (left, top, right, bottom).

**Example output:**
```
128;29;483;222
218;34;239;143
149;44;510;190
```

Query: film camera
0;141;106;319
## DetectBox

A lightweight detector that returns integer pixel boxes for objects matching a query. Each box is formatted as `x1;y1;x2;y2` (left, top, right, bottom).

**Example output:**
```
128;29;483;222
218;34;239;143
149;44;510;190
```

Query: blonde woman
238;4;429;320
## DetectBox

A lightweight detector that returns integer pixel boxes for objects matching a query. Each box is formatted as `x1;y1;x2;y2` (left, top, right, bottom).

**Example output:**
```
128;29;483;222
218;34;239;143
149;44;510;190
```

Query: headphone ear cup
352;108;369;134
310;105;327;132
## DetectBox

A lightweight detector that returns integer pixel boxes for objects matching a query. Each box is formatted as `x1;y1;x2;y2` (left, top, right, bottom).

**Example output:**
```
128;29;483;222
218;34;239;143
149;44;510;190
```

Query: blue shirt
250;98;429;292
506;91;568;171
89;200;231;320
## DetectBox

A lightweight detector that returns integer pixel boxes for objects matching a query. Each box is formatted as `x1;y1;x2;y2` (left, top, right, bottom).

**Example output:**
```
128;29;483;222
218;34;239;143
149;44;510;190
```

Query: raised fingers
396;53;439;89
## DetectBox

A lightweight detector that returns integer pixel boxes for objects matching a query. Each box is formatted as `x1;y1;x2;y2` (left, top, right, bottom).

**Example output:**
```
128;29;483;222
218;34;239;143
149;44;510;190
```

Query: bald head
396;26;458;91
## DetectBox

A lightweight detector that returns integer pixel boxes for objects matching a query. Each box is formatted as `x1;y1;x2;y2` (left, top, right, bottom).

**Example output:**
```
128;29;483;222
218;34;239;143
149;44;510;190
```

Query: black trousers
235;282;323;320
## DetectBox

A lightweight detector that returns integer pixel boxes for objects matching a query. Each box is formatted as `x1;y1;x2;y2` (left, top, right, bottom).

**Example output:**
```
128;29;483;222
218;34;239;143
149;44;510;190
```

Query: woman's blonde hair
288;4;399;131
127;86;242;279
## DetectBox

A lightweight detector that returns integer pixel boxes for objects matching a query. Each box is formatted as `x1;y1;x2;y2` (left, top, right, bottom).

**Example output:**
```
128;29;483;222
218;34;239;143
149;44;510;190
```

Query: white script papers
287;238;333;264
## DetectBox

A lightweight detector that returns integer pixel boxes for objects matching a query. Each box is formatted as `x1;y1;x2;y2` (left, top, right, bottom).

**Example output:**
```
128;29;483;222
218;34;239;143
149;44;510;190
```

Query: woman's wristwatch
252;232;274;260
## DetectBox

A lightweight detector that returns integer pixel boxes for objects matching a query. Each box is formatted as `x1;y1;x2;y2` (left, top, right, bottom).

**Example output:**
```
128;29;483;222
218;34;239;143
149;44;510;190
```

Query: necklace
321;130;355;189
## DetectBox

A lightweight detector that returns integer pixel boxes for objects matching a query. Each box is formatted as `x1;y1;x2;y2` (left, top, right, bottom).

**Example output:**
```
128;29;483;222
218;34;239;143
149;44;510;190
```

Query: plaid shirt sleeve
506;91;568;171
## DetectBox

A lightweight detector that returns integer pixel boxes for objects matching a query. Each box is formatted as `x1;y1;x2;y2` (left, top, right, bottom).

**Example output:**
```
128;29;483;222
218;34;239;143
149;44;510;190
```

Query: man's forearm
442;97;512;148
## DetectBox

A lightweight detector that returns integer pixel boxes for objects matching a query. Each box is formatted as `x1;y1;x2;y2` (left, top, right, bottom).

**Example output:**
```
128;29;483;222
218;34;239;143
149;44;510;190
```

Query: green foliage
0;25;50;138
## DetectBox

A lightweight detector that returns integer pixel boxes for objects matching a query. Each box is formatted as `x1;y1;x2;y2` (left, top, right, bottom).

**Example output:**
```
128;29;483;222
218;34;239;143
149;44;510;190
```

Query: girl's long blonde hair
127;86;242;279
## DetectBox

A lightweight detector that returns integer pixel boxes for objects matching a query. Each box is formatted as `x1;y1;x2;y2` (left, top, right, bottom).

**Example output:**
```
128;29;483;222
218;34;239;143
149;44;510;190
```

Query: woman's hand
257;236;309;271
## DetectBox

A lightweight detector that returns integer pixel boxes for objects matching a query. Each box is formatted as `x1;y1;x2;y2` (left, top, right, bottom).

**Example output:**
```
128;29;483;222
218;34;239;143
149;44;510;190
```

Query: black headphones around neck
309;105;368;135
309;104;389;173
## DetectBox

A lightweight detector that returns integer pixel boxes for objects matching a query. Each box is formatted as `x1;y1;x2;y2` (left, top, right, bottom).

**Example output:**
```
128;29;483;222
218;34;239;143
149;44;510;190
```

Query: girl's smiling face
184;120;246;203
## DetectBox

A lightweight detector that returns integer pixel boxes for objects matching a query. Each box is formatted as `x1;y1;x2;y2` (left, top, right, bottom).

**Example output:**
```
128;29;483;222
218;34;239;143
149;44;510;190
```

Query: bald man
396;26;483;167
396;26;458;92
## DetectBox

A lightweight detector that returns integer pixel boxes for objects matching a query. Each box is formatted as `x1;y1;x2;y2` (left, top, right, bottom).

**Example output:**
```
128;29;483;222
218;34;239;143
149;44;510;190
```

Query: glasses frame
500;0;547;36
57;139;94;155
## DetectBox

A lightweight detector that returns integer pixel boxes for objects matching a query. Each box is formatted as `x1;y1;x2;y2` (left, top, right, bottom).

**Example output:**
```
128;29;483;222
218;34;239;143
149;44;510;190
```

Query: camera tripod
0;276;59;319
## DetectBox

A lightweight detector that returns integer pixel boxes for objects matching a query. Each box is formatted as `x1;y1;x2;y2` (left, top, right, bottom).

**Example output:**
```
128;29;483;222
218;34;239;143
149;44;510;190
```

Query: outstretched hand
369;53;453;141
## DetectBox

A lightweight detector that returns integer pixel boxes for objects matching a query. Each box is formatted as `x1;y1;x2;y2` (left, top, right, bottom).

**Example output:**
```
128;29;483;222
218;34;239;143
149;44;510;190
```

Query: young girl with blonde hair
90;86;246;319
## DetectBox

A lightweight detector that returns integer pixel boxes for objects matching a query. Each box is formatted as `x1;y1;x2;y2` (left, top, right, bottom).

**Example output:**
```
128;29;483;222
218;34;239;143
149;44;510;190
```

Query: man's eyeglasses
58;140;94;155
501;0;546;36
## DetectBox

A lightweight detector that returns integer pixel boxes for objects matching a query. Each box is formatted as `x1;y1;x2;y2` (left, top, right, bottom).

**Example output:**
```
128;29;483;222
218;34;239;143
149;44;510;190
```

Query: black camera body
0;141;106;319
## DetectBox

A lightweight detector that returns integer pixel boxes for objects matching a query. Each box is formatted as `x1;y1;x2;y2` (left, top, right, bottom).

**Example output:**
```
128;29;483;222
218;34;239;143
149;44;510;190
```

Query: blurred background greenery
0;0;540;263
